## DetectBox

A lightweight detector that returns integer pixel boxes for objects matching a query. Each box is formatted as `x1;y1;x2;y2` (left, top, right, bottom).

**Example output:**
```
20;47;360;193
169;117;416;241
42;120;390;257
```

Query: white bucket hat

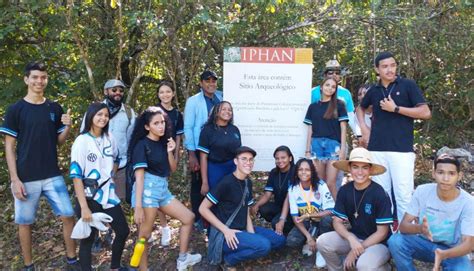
333;147;386;176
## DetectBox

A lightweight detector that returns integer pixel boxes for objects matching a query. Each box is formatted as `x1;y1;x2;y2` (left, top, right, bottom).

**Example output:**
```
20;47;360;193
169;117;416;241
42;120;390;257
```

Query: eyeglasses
326;71;341;76
238;157;255;164
109;87;124;93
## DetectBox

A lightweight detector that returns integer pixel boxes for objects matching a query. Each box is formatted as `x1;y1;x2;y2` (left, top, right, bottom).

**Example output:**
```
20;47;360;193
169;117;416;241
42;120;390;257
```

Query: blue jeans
222;226;286;266
388;233;472;271
311;137;340;161
208;159;235;191
13;176;74;224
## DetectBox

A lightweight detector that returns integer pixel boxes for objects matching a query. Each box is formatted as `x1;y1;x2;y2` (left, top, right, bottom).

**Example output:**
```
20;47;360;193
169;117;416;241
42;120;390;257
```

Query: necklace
278;169;290;191
380;83;396;99
89;132;105;158
353;183;370;219
299;183;313;212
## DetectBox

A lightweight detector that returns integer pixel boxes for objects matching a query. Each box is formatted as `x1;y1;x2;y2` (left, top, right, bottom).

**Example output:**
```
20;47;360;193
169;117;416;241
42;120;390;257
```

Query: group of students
2;52;473;271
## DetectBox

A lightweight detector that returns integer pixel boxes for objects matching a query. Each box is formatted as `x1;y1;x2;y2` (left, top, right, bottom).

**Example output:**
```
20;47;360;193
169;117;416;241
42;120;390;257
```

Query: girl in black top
251;146;295;235
304;78;348;199
197;101;241;196
155;80;184;246
129;107;201;270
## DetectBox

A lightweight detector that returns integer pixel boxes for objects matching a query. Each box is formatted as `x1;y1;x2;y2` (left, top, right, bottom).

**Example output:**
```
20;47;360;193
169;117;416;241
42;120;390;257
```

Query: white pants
370;151;415;221
317;231;391;271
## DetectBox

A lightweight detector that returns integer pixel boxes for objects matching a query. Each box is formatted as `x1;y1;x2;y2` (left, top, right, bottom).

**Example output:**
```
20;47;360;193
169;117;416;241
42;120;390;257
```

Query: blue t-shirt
360;77;427;152
304;100;348;143
132;137;170;177
0;99;65;182
333;181;393;241
197;123;241;163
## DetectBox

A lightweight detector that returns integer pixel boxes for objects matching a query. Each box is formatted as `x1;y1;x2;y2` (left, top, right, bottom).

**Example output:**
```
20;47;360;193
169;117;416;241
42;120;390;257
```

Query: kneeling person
199;146;286;269
388;153;474;271
317;147;393;271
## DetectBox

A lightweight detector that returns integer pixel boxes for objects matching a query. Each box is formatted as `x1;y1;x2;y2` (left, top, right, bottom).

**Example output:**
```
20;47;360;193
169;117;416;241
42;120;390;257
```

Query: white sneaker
302;244;313;256
176;253;202;271
315;251;327;268
161;226;171;246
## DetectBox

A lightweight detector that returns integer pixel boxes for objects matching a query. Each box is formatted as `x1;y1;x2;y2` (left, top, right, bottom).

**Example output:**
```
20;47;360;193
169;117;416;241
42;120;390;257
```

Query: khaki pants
113;167;126;200
317;231;391;271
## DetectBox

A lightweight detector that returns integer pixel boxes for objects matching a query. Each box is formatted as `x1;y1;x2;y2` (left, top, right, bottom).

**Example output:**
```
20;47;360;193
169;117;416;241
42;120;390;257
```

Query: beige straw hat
333;147;386;176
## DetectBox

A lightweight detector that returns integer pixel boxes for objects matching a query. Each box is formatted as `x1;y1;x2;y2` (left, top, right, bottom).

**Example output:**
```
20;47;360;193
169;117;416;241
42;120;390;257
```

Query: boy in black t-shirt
317;148;393;271
0;62;79;270
199;146;286;269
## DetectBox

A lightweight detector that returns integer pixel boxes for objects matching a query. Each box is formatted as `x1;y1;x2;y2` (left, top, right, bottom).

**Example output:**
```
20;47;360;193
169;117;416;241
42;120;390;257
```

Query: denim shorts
131;172;174;208
311;137;340;161
13;176;74;224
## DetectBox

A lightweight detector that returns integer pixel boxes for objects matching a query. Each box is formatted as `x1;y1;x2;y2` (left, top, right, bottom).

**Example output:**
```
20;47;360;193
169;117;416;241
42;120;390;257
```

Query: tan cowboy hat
333;147;386;176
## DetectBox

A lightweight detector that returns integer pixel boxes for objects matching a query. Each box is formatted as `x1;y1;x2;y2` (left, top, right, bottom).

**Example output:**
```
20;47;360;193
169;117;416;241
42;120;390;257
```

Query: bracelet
279;217;287;222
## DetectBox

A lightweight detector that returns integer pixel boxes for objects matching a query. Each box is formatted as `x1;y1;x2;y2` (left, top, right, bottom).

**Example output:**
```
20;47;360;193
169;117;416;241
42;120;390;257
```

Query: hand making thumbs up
61;108;72;126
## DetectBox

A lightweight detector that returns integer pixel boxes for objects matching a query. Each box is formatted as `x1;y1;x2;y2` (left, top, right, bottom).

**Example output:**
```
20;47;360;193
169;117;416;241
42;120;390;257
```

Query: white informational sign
224;47;313;171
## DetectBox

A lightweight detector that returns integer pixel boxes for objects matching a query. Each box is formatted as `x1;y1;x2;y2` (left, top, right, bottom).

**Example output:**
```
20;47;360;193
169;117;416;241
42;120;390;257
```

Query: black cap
235;146;257;158
200;70;218;81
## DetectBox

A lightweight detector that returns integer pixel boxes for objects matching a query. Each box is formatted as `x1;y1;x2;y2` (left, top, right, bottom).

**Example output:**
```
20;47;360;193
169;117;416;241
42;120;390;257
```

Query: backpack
125;141;151;204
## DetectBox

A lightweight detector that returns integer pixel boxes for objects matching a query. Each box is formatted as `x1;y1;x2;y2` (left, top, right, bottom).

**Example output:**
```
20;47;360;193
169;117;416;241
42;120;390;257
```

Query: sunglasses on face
109;87;124;93
326;71;341;75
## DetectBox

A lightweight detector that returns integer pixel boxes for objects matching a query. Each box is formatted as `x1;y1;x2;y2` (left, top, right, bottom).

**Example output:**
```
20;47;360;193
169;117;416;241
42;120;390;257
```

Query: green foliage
0;2;472;267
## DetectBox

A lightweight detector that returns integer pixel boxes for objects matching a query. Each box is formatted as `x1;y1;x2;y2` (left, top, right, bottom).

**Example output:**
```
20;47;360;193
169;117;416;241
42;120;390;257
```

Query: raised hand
61;108;72;126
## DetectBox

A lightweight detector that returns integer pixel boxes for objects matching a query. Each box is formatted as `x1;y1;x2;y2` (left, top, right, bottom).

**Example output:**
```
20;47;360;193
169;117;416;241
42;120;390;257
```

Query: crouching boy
317;147;393;271
199;146;286;270
388;153;474;271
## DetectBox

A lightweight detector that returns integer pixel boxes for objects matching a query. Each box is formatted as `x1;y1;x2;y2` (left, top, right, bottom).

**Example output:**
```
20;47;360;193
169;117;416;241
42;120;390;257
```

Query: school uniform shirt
131;137;170;177
70;133;120;209
264;166;295;208
197;123;241;163
360;76;427;152
157;104;184;138
0;99;65;182
288;180;335;221
206;173;255;230
332;181;393;241
406;183;474;247
303;100;348;143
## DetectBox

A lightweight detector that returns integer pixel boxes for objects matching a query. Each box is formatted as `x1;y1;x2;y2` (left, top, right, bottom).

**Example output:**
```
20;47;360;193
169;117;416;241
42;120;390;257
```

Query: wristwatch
394;106;400;113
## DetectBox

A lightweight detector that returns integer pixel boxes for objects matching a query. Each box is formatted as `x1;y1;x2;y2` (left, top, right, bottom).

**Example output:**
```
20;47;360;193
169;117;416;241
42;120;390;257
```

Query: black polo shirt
197;123;241;163
360;77;427;152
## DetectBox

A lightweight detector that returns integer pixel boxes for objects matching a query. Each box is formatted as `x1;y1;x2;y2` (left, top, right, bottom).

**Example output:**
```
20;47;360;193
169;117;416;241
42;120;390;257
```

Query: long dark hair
320;78;339;119
205;101;234;127
273;145;295;173
127;106;172;160
156;80;176;103
290;158;320;191
81;102;110;136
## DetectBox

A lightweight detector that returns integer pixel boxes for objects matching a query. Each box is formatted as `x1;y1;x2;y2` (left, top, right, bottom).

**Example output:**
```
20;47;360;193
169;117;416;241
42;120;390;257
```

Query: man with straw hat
317;147;393;271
